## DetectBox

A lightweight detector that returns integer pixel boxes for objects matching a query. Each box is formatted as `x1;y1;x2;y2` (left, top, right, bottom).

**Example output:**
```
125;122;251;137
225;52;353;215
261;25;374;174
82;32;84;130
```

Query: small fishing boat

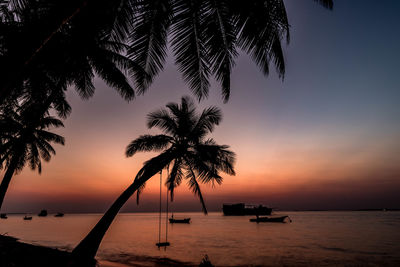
0;213;7;219
23;215;32;220
54;212;64;217
169;217;191;224
250;215;291;223
156;241;170;247
38;209;48;217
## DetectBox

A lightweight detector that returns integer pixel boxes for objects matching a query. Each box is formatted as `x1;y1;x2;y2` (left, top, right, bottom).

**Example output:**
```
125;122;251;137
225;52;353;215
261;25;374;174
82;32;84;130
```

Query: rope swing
156;169;170;248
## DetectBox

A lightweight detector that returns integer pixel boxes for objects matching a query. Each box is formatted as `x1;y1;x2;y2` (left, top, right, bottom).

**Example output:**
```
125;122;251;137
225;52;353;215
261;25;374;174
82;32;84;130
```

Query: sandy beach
0;234;77;267
0;234;193;267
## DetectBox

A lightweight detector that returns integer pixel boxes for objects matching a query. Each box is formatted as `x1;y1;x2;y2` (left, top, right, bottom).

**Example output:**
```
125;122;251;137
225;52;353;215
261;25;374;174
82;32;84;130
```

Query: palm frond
39;115;64;129
125;134;172;157
128;0;172;93
191;106;221;139
36;138;56;157
0;1;15;22
200;141;236;176
96;47;150;92
166;96;197;134
166;158;183;201
204;0;238;102
171;0;210;100
70;59;95;100
191;141;236;182
35;129;65;146
0;141;13;166
185;163;207;214
234;0;289;77
9;0;27;10
147;108;177;134
89;50;135;101
179;95;196;114
27;143;41;172
35;140;52;162
135;181;146;204
108;0;137;43
52;90;71;119
184;152;221;186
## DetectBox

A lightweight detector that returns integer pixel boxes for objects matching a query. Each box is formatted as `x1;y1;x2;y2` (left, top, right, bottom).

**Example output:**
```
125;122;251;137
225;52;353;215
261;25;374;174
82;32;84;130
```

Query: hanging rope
165;165;169;243
158;170;162;245
156;168;170;248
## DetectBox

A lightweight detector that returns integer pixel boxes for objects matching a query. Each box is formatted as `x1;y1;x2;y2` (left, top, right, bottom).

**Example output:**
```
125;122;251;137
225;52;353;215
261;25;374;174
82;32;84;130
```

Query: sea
1;211;400;266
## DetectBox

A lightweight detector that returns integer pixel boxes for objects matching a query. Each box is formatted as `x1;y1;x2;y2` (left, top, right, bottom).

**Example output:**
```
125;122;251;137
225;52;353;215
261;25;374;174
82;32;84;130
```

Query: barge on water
223;203;272;216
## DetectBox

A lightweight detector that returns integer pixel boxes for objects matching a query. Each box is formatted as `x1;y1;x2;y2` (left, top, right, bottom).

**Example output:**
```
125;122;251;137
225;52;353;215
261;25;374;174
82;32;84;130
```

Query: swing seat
156;242;170;247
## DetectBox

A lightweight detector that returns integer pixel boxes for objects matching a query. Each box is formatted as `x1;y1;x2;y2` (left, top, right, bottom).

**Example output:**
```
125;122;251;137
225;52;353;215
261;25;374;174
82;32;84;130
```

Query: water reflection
1;211;400;266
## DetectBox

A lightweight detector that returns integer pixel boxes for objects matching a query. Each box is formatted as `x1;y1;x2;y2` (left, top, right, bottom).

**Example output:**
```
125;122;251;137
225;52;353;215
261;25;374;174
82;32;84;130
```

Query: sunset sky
2;0;400;213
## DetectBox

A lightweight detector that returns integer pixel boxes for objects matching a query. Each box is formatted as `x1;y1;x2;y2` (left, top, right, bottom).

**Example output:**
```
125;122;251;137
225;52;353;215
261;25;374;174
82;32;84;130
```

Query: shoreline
0;234;77;266
2;233;400;267
0;234;194;267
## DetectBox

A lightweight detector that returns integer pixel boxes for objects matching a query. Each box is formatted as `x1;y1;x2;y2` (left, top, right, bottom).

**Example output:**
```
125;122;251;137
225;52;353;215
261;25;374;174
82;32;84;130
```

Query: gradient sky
2;0;400;213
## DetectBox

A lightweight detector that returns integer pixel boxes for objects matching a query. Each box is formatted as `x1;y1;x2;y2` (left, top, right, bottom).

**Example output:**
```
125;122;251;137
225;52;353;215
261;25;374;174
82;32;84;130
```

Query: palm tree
0;0;333;106
71;96;236;261
0;0;148;107
0;102;65;211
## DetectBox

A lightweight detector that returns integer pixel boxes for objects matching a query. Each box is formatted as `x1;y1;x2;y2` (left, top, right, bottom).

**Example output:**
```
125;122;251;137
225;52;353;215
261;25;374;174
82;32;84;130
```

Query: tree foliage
126;96;236;213
0;0;333;107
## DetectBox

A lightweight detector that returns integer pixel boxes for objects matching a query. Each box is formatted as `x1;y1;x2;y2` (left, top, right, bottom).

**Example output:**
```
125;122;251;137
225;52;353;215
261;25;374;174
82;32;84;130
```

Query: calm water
1;211;400;266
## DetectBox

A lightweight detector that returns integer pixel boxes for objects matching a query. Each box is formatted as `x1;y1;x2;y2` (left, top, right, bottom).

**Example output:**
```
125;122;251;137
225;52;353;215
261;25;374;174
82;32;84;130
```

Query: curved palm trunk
0;157;18;212
72;151;175;261
71;178;143;261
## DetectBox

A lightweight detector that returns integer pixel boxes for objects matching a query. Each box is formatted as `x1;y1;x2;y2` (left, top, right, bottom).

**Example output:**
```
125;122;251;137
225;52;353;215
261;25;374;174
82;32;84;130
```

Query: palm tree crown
126;96;236;213
0;102;65;211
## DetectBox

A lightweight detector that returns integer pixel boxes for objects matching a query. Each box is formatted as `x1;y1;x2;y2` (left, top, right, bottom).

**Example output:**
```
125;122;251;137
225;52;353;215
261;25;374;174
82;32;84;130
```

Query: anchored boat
38;209;48;217
250;215;291;223
169;218;191;224
223;203;272;216
23;215;32;220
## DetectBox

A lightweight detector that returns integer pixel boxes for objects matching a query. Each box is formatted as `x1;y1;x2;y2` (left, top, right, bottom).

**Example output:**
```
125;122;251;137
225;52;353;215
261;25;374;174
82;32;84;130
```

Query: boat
0;213;7;219
23;215;32;220
249;215;291;223
156;241;170;247
54;212;64;217
38;209;48;217
169;217;190;224
223;203;272;216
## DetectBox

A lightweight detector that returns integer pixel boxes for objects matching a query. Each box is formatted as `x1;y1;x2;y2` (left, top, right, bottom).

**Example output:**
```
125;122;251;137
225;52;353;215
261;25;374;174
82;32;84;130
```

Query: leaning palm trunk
72;151;174;261
0;144;24;212
71;178;143;261
0;157;18;212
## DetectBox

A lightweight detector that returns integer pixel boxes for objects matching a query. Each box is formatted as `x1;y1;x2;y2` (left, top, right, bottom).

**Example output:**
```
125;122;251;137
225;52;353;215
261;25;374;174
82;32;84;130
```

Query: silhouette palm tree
0;0;148;107
71;96;236;261
0;0;333;105
0;102;65;211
